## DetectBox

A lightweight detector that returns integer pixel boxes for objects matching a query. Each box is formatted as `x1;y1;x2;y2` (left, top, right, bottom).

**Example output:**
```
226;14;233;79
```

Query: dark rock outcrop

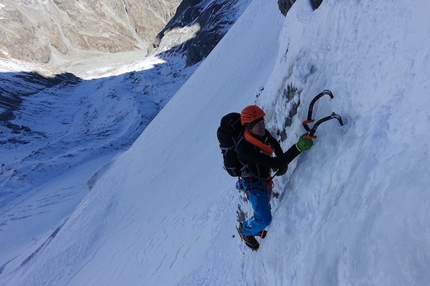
156;0;252;66
278;0;323;16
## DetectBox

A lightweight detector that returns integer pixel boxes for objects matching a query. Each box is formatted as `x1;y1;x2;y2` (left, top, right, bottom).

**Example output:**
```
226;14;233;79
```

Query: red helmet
241;105;265;126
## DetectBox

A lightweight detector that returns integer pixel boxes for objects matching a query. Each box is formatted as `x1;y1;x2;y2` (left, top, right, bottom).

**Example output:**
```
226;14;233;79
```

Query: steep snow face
2;0;430;285
243;1;430;285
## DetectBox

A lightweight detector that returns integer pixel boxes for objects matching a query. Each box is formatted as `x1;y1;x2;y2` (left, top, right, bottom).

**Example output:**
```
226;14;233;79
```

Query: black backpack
217;112;244;177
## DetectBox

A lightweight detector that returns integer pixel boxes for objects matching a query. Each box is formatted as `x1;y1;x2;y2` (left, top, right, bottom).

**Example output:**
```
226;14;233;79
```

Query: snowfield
1;0;430;285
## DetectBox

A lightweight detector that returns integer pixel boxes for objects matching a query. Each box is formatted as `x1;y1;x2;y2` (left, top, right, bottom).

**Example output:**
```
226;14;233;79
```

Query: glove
276;165;288;176
295;134;313;151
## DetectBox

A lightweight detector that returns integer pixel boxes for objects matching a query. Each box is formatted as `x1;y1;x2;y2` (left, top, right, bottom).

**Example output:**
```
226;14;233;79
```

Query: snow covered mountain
2;0;430;285
1;0;253;281
0;0;253;202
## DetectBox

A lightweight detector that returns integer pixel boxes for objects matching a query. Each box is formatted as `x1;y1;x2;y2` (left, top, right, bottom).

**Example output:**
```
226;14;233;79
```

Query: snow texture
1;0;430;285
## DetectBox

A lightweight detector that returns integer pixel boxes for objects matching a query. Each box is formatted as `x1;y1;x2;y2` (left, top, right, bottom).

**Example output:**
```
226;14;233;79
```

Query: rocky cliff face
0;0;181;63
0;0;253;67
156;0;252;66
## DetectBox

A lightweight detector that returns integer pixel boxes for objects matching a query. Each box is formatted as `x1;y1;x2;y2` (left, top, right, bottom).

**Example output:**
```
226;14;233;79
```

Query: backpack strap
220;132;243;153
235;133;244;151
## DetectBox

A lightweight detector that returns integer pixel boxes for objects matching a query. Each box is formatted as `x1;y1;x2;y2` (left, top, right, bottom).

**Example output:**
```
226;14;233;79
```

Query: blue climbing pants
240;179;272;236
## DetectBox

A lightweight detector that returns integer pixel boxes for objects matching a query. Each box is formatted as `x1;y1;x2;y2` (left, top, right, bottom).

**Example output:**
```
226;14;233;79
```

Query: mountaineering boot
242;234;259;251
255;229;267;238
237;223;259;251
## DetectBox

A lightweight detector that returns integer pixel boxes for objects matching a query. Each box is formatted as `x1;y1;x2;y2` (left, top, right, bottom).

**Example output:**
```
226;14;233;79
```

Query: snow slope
243;1;430;285
2;0;430;285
